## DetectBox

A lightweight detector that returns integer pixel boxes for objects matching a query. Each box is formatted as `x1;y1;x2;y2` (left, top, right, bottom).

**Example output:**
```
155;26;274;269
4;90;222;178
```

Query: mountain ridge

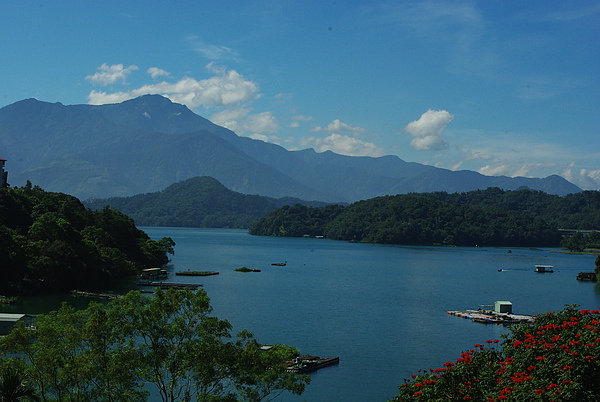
0;95;581;202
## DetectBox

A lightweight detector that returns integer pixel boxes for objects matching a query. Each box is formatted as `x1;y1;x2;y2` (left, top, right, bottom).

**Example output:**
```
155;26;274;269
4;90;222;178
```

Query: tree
0;289;309;401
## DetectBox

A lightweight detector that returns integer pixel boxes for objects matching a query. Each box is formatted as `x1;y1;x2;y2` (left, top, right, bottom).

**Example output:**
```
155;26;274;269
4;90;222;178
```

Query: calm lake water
7;228;600;401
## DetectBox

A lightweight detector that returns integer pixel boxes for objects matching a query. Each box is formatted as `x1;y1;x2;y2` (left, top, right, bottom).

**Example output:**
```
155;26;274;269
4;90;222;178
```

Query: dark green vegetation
84;176;327;229
250;188;600;248
0;289;309;401
0;183;174;296
1;95;580;202
392;305;600;401
234;267;259;273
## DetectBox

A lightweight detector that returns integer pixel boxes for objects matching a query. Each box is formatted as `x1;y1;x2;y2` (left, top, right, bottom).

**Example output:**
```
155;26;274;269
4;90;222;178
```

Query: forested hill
249;188;600;248
0;183;174;296
84;176;329;228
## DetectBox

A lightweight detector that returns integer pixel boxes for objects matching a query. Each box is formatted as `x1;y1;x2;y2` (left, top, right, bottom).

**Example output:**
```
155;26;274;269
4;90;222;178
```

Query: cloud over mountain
404;109;453;151
87;63;259;109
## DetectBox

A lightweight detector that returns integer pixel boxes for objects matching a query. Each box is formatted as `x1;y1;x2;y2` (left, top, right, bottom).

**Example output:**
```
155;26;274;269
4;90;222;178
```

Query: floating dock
136;282;202;290
175;271;219;276
447;309;535;324
284;355;340;373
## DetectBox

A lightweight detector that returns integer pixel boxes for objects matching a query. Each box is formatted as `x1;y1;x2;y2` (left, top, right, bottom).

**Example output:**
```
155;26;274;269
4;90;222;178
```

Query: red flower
535;389;546;395
413;391;422;396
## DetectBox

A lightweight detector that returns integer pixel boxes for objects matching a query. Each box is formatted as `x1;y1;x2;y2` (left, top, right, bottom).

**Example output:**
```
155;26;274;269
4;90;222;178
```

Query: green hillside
84;176;329;229
250;188;600;248
0;183;174;296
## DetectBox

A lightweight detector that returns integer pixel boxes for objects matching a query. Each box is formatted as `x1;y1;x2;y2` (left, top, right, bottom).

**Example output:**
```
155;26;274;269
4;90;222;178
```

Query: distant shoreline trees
250;188;600;248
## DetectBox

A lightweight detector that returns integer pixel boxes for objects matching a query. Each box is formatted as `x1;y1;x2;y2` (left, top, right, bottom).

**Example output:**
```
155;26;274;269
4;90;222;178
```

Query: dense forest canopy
0;182;174;296
250;188;600;248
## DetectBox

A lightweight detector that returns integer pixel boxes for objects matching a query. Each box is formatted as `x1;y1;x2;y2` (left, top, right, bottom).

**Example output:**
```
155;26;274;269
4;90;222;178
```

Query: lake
144;228;600;401
7;228;600;401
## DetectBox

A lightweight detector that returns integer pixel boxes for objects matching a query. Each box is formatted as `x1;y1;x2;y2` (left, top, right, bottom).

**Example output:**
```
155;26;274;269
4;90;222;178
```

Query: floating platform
71;290;124;299
175;271;219;276
577;272;596;281
136;282;202;290
284;355;340;373
447;309;535;324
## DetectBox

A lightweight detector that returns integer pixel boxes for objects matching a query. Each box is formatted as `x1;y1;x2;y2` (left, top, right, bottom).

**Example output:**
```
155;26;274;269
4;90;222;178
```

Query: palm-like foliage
0;367;38;401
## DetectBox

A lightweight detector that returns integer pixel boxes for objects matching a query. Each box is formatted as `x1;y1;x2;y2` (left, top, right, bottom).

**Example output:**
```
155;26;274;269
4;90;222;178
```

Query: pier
175;271;219;276
447;309;535;324
136;282;202;290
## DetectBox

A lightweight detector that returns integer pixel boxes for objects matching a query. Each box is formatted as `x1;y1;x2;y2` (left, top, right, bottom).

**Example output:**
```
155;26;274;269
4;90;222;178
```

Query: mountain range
0;95;581;202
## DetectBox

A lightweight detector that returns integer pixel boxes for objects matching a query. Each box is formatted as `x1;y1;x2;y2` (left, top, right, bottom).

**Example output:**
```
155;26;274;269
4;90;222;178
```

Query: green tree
0;289;309;401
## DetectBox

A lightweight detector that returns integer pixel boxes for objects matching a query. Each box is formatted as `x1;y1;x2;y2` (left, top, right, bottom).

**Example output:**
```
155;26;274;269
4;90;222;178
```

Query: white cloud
312;119;366;135
244;112;279;134
147;67;170;79
249;133;289;145
404;109;453;151
210;108;279;136
87;63;259;109
302;133;384;157
478;164;511;176
561;162;600;190
86;63;138;86
187;35;239;61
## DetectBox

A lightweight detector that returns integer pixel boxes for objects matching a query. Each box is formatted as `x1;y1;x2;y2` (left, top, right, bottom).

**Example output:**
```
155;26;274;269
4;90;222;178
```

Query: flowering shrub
392;306;600;401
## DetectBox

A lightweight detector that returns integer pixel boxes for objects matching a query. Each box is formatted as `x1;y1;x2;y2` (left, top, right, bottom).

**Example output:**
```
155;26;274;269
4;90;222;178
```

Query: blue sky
2;1;599;189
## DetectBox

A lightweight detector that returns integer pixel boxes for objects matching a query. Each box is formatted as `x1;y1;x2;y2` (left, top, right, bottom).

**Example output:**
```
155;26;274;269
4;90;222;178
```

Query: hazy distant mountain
0;95;581;202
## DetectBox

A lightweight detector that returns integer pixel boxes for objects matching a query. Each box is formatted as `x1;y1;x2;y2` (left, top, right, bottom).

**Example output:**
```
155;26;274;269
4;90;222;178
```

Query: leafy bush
392;305;600;401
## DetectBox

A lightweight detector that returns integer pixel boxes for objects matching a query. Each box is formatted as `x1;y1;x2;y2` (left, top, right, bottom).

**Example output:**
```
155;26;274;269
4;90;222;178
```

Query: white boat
534;265;554;273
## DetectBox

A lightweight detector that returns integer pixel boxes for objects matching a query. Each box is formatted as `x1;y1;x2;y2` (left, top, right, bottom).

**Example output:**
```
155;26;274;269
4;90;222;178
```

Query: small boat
271;261;287;266
534;265;554;273
140;267;168;279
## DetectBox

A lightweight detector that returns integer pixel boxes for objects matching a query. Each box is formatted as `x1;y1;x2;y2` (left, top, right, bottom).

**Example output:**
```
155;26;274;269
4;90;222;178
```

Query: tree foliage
0;185;174;296
250;188;579;247
392;305;600;401
0;289;309;402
